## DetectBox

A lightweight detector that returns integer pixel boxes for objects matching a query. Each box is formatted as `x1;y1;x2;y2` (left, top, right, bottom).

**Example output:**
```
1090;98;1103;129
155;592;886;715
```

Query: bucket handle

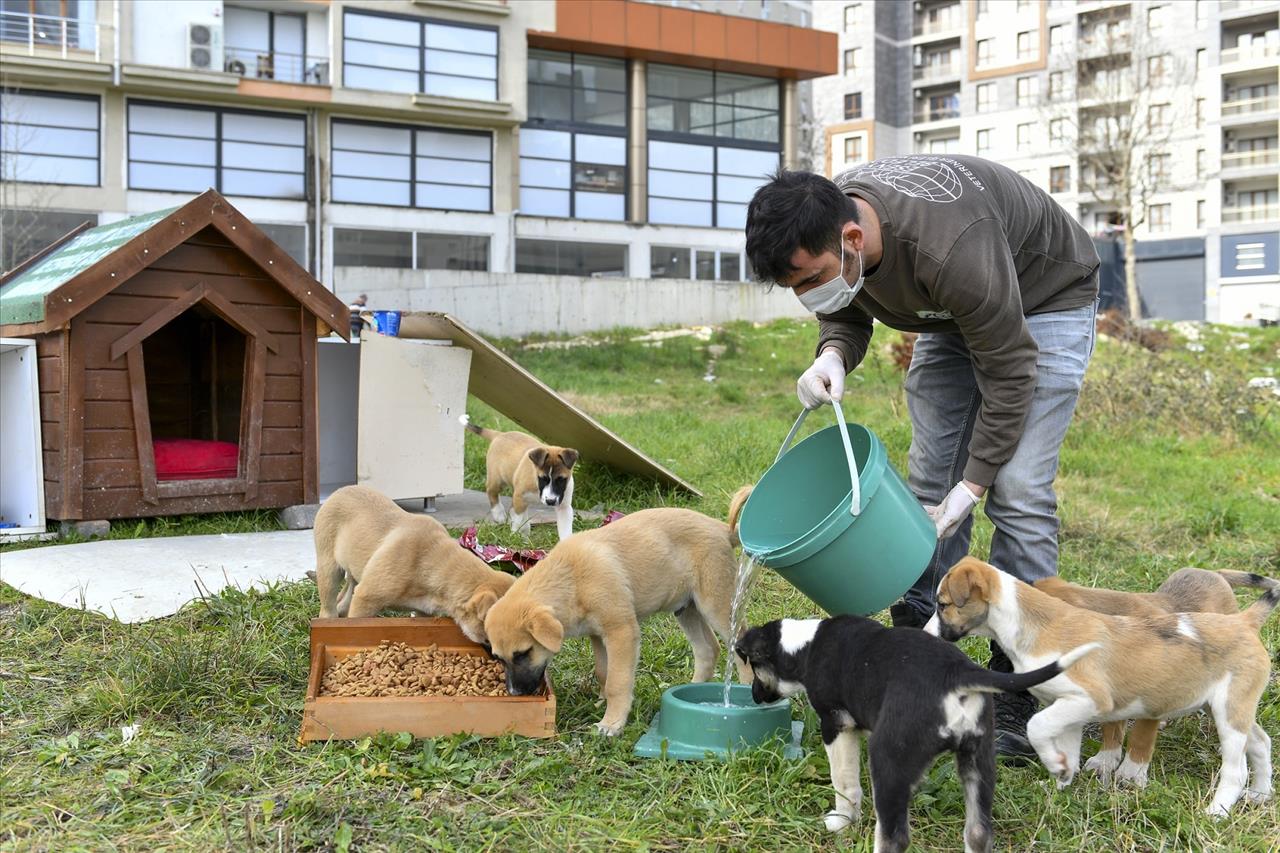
774;401;862;517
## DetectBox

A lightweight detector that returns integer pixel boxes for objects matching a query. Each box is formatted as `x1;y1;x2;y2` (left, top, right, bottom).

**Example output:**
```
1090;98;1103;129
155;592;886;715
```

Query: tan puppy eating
484;496;754;736
314;485;514;644
925;557;1278;816
461;415;578;541
1033;567;1268;786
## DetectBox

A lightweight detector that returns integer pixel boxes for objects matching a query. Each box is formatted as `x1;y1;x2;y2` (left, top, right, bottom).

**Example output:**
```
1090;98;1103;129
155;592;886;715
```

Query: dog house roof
0;190;349;339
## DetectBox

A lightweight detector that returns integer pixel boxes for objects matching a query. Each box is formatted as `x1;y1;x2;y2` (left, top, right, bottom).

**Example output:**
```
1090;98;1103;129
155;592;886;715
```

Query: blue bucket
373;310;401;336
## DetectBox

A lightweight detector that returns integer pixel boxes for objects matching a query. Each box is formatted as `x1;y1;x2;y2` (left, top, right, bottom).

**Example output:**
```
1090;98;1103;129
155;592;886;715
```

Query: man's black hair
745;170;859;285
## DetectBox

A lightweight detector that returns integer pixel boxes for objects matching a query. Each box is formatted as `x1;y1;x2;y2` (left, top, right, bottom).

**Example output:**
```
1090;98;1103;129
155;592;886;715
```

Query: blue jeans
901;298;1099;619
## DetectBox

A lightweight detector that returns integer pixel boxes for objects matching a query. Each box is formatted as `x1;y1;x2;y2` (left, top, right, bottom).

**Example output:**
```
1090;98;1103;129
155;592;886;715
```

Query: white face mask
796;237;865;315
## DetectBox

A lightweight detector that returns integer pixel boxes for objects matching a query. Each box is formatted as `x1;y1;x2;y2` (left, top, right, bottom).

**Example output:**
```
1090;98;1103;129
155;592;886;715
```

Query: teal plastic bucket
738;403;937;616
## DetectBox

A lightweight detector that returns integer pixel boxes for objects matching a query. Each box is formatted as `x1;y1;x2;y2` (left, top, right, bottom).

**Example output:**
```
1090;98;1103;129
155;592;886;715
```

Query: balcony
1221;1;1280;16
913;105;961;123
913;61;960;82
1223;95;1280;116
0;10;105;60
1221;148;1280;170
1222;204;1280;222
224;47;330;86
1220;42;1280;65
913;7;964;38
1078;32;1131;59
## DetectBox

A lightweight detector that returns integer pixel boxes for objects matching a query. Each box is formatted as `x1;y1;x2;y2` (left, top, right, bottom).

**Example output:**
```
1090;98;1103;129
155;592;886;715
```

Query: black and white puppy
734;616;1097;853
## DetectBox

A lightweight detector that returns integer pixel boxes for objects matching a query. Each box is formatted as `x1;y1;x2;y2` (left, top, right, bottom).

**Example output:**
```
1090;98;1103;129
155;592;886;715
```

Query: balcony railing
1222;95;1280;116
913;62;959;81
1221;1;1278;12
1221;148;1280;169
1220;42;1280;64
913;107;961;123
0;11;103;60
1222;203;1279;222
913;12;963;37
1079;33;1131;57
224;46;330;85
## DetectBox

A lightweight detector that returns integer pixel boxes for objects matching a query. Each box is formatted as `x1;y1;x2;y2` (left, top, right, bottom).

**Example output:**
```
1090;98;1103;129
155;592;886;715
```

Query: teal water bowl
633;683;802;761
738;403;937;617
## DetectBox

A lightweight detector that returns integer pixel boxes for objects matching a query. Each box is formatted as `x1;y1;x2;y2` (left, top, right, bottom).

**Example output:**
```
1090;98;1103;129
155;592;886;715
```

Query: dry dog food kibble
321;641;508;698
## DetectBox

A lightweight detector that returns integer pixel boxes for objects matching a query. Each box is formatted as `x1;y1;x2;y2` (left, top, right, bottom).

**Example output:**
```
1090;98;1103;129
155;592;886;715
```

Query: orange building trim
528;0;837;80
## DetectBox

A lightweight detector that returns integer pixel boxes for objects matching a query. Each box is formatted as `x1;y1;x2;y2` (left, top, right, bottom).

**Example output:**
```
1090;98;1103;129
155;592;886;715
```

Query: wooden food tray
300;617;556;742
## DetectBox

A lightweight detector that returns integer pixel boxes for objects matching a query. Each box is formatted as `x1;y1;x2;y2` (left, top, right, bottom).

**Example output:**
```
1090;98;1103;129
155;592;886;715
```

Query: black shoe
989;641;1039;764
889;601;928;629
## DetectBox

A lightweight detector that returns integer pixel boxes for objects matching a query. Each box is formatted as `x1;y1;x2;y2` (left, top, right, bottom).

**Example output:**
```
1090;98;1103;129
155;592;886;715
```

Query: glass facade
331;120;492;212
343;10;498;100
1;90;98;186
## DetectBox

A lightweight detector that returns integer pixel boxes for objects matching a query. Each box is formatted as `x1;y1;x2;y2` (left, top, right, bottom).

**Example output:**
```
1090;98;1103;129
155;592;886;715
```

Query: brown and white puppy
1032;567;1261;786
925;557;1278;817
483;493;755;735
461;415;578;541
314;485;515;644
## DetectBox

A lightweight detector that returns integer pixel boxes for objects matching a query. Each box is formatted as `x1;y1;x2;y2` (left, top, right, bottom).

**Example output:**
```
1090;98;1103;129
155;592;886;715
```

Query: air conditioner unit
187;22;224;71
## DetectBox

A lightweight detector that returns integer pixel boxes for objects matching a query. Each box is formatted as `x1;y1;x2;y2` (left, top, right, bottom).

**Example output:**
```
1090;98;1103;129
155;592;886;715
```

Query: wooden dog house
0;191;349;522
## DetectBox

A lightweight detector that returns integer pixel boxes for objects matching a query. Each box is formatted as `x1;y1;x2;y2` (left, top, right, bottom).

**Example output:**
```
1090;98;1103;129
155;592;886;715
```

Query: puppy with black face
735;616;1096;853
460;415;578;541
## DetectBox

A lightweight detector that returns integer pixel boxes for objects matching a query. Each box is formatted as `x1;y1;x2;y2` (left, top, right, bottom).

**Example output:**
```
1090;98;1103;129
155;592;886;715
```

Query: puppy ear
559;448;579;469
527;447;549;468
528;606;564;653
464;588;499;620
949;560;990;608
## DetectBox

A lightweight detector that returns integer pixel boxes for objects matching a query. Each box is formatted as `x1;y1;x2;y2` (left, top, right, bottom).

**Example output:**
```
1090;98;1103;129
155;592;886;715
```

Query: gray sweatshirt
820;155;1099;487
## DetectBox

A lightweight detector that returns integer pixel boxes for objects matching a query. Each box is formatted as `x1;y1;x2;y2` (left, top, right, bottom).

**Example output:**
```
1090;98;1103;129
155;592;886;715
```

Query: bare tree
1042;11;1196;321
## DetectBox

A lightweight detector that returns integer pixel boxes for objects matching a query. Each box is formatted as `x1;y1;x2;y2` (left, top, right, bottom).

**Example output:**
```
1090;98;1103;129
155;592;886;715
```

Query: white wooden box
0;338;47;537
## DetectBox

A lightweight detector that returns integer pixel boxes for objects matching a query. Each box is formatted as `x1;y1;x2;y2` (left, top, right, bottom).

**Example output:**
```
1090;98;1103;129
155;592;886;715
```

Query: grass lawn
2;318;1278;852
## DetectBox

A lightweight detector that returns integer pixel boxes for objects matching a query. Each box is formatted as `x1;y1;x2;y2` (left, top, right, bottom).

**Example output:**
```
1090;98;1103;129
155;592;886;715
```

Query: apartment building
813;0;1279;324
0;0;835;335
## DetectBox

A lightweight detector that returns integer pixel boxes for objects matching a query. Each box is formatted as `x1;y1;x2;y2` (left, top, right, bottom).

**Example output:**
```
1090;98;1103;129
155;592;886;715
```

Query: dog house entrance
142;304;246;482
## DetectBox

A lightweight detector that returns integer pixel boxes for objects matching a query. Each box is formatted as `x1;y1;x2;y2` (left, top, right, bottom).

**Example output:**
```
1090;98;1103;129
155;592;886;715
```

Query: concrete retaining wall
333;268;810;338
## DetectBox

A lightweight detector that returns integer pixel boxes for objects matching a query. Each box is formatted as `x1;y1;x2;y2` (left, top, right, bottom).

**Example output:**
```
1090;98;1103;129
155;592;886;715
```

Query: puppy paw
489;505;507;523
1243;788;1272;805
1084;748;1122;781
823;811;855;833
594;719;624;737
1204;801;1232;819
1114;759;1150;789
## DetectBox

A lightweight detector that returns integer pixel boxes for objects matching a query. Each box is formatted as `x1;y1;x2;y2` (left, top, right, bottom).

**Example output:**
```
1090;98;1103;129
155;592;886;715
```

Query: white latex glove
797;349;847;410
924;481;982;539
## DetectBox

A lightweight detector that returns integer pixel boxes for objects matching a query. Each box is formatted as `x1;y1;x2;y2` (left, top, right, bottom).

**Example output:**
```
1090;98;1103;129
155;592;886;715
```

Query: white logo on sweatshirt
857;157;963;204
916;309;954;320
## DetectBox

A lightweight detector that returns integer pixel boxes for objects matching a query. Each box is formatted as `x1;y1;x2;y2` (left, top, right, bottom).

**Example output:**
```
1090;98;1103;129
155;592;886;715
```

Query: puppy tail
1240;585;1280;632
458;413;498;441
960;642;1101;695
1218;569;1280;593
727;485;754;546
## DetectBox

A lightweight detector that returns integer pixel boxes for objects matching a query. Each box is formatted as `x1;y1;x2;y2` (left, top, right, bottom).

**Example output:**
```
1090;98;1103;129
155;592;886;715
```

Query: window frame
0;88;101;187
976;38;993;66
843;47;861;74
329;116;493;212
224;6;310;84
975;82;995;113
1016;31;1035;61
519;126;628;221
976;128;991;156
843;91;862;120
1016;75;1038;107
514;237;629;278
646;64;781;145
1016;122;1032;152
843;4;862;32
1148;203;1171;232
341;7;499;101
1049;165;1070;194
525;49;628;130
127;98;306;199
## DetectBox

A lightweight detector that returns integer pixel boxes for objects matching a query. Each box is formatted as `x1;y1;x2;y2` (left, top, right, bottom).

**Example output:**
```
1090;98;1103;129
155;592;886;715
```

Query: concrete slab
0;530;315;624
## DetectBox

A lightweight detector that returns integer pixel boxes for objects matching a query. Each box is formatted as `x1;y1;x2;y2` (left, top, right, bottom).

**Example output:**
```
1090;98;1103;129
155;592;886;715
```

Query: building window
257;223;309;269
0;208;97;272
843;4;862;31
1146;6;1167;34
1195;0;1208;28
1196;98;1205;128
1148;203;1170;232
1147;54;1169;86
1016;0;1032;10
647;65;780;143
1196;148;1206;180
976;128;991;157
1017;123;1032;152
976;39;993;67
333;228;412;268
417;233;489;271
527;50;626;128
515;239;628;277
127;101;304;197
975;82;995;113
1049;25;1066;52
1196;199;1206;228
651;246;743;281
1016;76;1038;107
0;90;99;187
650;245;691;279
330;119;492;211
1195;49;1206;77
843;47;862;74
1050;166;1070;193
519;128;626;221
1048;71;1067;101
1147;103;1169;132
1147;153;1171;184
1016;31;1035;61
342;9;497;100
843;136;863;162
1049;119;1066;144
844;92;862;120
224;6;316;84
975;1;989;18
927;136;959;155
647;140;777;228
